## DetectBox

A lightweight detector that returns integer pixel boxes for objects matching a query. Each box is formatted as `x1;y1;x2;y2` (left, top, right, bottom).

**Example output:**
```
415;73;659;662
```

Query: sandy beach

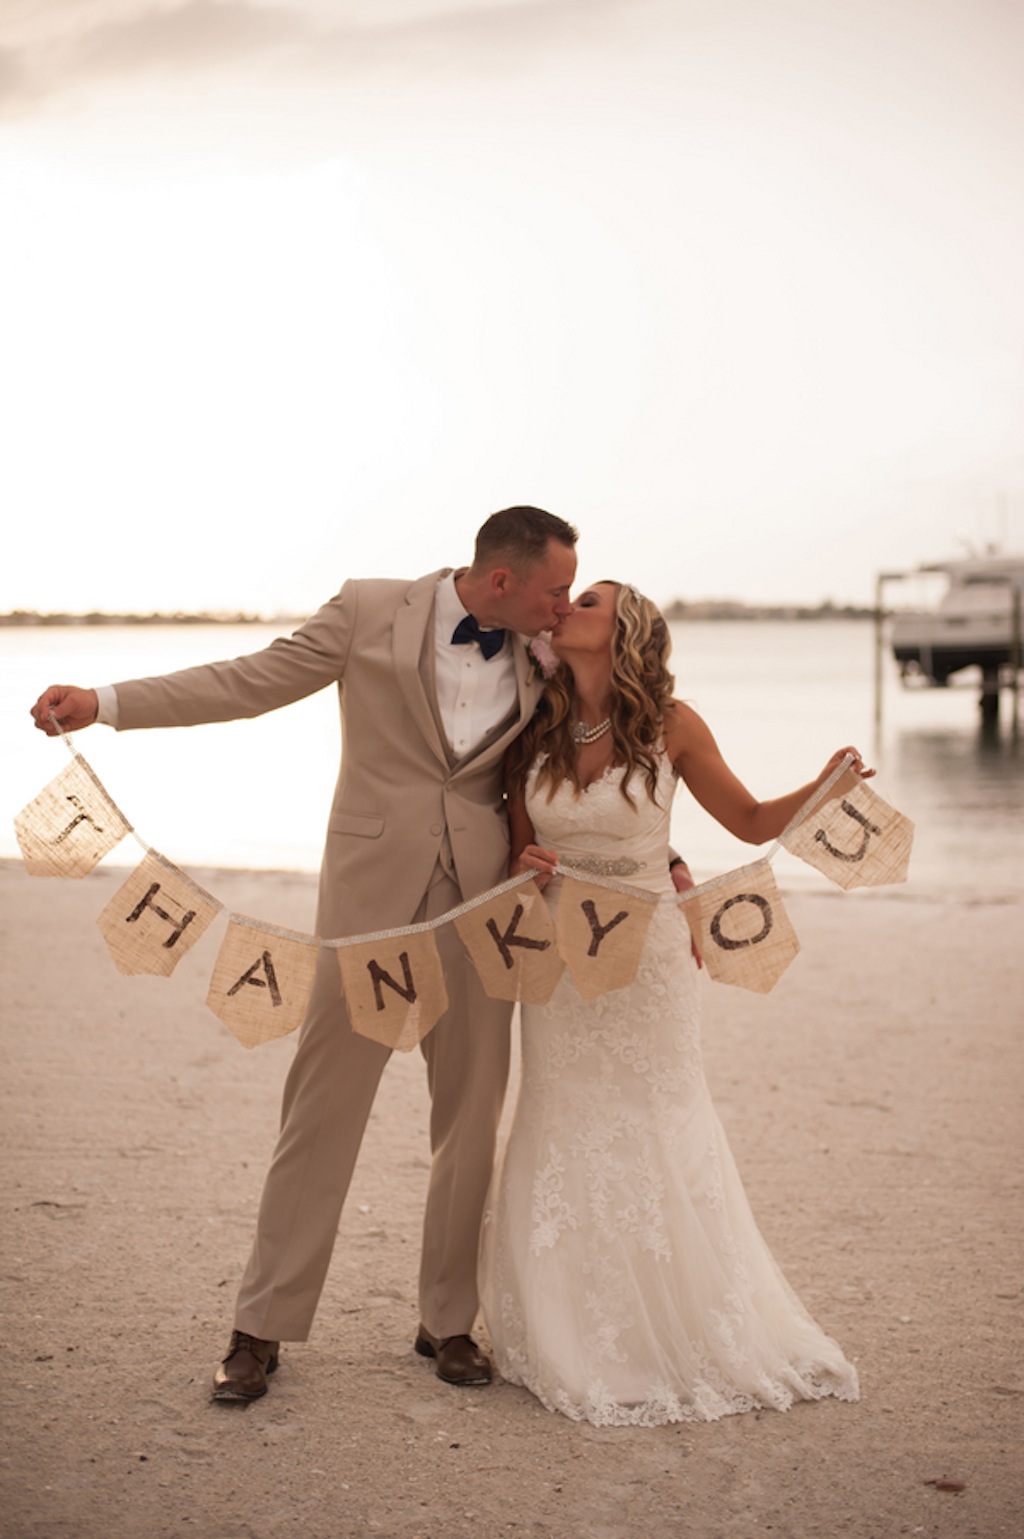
1;856;1021;1539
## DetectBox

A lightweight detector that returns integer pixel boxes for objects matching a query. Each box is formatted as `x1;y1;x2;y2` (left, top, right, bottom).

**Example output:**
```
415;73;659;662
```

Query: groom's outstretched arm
29;583;360;739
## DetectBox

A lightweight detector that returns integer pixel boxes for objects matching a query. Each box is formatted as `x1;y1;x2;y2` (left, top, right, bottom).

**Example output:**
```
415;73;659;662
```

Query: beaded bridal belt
559;854;647;878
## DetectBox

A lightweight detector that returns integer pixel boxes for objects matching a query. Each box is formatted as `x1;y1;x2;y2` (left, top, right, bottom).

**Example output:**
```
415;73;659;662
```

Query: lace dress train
479;755;859;1427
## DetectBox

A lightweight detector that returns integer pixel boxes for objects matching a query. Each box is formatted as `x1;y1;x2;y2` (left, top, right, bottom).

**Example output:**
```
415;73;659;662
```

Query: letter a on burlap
780;768;914;890
680;860;799;994
97;851;221;976
206;917;319;1048
556;876;656;1002
336;930;448;1052
454;881;564;1004
15;758;131;877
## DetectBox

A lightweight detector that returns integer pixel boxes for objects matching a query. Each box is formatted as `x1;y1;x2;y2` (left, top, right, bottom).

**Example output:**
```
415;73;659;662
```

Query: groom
30;505;578;1399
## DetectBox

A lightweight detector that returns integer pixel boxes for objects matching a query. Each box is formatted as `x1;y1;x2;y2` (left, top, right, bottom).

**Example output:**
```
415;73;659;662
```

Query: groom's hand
31;685;99;735
670;858;703;968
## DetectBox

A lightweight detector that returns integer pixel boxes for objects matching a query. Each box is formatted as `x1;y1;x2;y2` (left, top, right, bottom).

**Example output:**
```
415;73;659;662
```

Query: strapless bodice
524;751;678;896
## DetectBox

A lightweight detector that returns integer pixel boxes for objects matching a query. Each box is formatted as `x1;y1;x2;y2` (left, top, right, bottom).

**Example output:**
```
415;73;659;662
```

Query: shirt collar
436;570;508;653
437;570;469;638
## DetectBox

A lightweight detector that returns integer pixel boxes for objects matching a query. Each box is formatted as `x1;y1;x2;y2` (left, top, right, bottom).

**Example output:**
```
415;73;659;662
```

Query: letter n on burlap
454;881;564;1004
206;917;319;1048
15;759;131;877
556;876;656;1002
336;931;448;1052
680;860;799;994
780;768;914;890
97;851;221;976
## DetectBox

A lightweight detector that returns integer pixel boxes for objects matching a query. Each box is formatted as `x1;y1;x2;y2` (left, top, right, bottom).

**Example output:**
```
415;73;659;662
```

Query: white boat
890;553;1024;686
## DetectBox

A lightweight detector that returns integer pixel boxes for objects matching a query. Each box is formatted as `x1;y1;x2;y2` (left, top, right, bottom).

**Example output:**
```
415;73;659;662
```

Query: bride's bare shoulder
664;699;710;743
663;703;722;775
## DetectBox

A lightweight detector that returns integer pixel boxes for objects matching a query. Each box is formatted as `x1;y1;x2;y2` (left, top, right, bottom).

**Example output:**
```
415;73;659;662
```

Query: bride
479;580;865;1427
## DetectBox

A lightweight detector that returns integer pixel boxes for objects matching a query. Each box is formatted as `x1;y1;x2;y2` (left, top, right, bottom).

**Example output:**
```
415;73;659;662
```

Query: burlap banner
207;917;319;1049
335;930;449;1052
14;737;918;1045
555;877;658;1002
15;757;132;878
680;860;800;994
97;851;221;976
454;880;564;1004
780;768;914;890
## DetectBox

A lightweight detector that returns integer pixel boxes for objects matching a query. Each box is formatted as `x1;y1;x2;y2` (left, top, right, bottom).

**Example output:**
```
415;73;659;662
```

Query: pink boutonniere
527;634;560;681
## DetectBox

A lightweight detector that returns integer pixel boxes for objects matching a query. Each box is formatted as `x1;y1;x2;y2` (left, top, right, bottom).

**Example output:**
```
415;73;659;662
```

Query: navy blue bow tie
451;613;506;660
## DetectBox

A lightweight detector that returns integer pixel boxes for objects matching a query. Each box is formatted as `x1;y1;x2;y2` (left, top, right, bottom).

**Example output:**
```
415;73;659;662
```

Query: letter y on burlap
556;876;656;1002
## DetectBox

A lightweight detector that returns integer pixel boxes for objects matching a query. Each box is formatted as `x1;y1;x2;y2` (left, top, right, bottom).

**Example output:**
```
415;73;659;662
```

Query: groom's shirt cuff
94;685;120;728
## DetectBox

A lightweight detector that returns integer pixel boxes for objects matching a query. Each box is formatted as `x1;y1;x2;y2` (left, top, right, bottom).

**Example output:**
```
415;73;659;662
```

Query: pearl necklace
571;717;612;745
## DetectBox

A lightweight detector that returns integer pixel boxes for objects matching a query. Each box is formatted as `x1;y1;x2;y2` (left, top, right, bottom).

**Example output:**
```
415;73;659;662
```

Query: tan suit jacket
114;568;545;933
113;566;546;1342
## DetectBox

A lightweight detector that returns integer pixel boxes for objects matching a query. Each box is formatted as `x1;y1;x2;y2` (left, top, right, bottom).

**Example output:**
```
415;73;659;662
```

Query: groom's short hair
473;506;578;572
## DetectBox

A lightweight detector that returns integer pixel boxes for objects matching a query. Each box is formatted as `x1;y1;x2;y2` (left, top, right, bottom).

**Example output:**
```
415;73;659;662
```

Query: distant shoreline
0;611;304;628
1;601;877;627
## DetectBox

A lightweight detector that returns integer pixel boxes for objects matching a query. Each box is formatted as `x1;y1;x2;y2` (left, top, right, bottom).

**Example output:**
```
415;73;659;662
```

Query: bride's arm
507;790;559;887
664;701;872;845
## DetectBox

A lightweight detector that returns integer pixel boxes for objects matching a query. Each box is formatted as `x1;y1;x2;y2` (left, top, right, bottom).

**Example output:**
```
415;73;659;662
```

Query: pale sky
2;0;1022;614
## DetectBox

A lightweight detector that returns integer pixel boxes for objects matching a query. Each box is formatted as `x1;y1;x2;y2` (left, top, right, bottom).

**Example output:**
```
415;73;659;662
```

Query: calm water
3;621;1022;897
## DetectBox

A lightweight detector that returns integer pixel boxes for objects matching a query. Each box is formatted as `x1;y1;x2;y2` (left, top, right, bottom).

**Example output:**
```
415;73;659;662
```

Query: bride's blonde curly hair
506;582;676;806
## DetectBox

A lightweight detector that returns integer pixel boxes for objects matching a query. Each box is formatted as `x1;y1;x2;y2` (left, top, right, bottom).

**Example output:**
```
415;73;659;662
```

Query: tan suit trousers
233;863;512;1342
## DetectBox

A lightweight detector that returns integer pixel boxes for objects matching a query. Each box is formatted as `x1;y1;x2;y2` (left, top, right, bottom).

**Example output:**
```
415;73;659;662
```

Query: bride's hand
512;843;560;890
818;746;875;784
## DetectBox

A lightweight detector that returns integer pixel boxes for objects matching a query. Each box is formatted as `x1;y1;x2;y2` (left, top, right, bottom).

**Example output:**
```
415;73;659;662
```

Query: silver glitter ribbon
559;853;646;878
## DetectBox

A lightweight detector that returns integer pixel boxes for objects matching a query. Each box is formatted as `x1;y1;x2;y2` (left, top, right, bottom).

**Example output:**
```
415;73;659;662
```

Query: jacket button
430;823;443;836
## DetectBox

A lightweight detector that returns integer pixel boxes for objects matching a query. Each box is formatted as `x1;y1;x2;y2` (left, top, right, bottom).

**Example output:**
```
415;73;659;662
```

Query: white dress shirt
95;682;119;726
434;572;518;757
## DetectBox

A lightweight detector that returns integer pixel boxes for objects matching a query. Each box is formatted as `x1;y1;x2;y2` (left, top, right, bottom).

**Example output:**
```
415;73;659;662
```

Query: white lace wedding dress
479;753;859;1427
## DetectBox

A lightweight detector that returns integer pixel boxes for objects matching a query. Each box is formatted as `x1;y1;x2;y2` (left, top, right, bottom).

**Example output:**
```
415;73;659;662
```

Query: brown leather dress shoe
212;1330;280;1402
415;1327;493;1386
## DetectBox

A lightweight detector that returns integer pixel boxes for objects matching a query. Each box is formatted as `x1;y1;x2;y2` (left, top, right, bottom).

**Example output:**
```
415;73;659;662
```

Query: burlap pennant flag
680;860;799;994
206;917;318;1048
14;757;132;877
336;930;448;1052
780;768;914;889
454;881;564;1004
556;876;657;1002
96;851;221;977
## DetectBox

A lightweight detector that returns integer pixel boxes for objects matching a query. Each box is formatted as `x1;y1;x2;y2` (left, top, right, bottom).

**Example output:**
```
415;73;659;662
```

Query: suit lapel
513;633;547;718
394;568;451;768
395;582;545;776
